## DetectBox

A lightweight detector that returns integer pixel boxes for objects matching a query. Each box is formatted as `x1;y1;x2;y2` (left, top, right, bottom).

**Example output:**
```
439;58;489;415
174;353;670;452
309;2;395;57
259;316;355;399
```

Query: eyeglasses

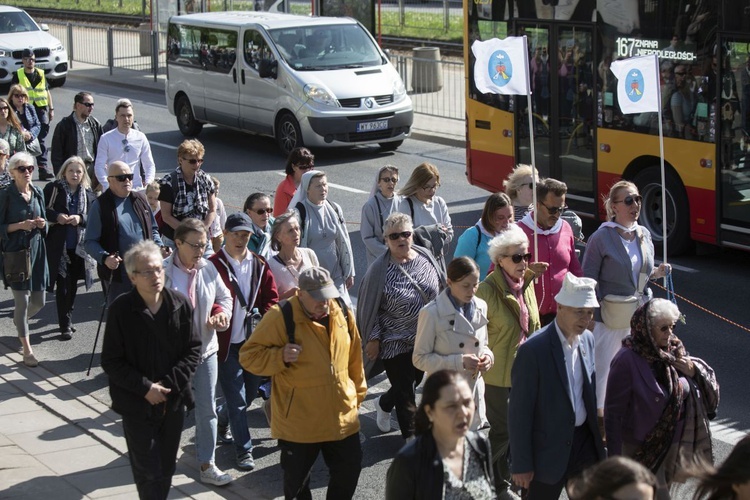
386;231;412;240
181;241;208;251
295;163;313;170
122;139;130;153
12;94;28;99
133;267;163;277
79;102;95;108
504;253;532;264
614;194;643;206
0;107;8;111
540;201;568;215
182;157;204;165
380;176;399;183
253;208;273;215
108;173;134;182
16;165;35;173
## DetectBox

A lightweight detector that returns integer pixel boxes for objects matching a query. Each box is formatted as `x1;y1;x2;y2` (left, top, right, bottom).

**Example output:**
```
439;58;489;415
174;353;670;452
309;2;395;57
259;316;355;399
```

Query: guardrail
45;21;465;120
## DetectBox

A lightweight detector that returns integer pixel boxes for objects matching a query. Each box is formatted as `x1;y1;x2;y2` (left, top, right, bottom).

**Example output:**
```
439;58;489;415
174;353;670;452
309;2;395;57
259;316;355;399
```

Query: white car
0;5;68;87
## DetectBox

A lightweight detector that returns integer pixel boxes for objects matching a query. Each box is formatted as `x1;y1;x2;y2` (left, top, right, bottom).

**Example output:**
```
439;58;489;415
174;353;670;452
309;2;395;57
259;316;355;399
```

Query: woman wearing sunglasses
243;192;274;259
475;223;540;497
361;165;401;266
503;163;538;222
44;156;97;340
8;86;42;172
583;180;671;420
0;96;27;157
273;147;314;216
605;299;718;500
357;212;444;440
0;152;49;367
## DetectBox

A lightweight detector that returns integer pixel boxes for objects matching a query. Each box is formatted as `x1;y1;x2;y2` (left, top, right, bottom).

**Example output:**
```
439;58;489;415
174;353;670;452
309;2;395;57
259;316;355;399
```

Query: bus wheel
276;113;303;156
633;167;692;256
176;96;203;136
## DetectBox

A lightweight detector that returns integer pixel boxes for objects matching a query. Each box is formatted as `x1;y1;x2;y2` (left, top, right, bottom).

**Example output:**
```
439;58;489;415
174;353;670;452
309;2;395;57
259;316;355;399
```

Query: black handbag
3;247;31;283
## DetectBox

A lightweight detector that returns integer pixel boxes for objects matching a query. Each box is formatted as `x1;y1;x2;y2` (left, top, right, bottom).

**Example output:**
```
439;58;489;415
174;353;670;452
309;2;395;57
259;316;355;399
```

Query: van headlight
52;44;65;52
304;84;338;107
393;78;406;97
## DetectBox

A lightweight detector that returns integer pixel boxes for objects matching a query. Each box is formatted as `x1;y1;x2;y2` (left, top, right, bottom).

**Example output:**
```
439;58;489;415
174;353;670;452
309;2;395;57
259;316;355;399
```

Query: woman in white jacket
413;256;494;430
163;218;234;487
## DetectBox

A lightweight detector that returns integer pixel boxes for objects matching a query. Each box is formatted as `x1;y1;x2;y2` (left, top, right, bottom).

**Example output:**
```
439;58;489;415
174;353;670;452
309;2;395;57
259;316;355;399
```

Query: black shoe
39;169;54;181
60;328;72;341
217;424;233;444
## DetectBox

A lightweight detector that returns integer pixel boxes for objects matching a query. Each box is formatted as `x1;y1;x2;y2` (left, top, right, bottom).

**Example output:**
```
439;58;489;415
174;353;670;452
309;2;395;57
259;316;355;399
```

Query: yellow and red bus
464;0;750;254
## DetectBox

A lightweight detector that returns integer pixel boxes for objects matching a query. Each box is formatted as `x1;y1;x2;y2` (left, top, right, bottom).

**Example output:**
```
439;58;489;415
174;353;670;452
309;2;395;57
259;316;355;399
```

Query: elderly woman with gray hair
475;223;540;497
361;164;401;266
289;170;354;306
357;212;444;440
0;152;48;367
605;298;718;499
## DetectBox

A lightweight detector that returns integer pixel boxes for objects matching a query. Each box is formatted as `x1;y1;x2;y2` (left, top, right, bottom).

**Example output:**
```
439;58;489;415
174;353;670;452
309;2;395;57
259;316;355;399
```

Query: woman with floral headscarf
605;298;719;500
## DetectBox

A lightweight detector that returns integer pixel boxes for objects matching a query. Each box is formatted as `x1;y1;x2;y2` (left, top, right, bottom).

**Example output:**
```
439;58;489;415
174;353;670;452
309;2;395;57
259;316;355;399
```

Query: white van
165;11;413;155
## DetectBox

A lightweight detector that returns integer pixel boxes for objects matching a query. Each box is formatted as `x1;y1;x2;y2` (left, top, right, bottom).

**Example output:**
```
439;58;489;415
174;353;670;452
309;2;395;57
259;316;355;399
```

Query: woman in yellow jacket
239;267;366;499
476;224;541;498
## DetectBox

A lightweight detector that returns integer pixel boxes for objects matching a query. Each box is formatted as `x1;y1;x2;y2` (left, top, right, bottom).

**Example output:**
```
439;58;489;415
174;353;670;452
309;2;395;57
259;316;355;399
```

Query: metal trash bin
411;47;442;93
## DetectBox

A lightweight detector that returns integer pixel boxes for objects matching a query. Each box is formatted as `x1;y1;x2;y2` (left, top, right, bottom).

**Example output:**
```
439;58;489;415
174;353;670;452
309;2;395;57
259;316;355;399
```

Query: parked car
166;11;413;155
0;5;68;88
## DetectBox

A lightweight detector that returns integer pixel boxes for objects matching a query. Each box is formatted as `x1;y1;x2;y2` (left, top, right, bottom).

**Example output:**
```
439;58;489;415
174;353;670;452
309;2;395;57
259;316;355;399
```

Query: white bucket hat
554;273;599;308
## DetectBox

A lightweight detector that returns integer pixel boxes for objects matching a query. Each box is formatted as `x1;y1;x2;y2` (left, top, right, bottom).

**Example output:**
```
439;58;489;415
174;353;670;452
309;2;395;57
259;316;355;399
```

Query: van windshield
269;24;384;71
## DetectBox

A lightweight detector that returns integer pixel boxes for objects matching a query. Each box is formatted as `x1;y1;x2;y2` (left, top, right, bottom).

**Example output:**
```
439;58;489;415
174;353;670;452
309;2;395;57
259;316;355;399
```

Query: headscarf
288;169;324;210
622;300;687;472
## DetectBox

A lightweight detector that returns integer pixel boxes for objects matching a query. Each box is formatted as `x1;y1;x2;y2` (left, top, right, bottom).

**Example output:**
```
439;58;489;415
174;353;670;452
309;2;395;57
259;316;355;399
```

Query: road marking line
150;141;178;150
275;172;367;194
710;420;749;446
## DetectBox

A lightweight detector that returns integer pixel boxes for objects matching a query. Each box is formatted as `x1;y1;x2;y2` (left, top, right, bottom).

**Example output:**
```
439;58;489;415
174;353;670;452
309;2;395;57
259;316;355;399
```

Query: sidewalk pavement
65;62;466;148
0;342;236;499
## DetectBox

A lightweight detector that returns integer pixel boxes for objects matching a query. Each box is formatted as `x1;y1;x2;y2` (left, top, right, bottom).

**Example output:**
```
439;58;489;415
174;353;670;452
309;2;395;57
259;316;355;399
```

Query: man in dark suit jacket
509;273;606;499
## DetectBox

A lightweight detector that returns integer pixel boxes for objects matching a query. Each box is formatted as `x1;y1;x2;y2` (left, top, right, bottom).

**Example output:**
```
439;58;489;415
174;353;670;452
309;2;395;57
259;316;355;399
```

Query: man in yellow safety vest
12;48;54;180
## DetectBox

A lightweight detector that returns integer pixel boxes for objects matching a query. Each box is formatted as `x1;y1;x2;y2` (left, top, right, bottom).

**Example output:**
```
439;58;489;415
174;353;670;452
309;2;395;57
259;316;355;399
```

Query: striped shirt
372;254;441;359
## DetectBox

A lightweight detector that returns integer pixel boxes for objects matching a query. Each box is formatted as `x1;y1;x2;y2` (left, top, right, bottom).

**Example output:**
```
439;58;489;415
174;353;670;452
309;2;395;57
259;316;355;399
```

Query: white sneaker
375;395;391;433
200;464;232;486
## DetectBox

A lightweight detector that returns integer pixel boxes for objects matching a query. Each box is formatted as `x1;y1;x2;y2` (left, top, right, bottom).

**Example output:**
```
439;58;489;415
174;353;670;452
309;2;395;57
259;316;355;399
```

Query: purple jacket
605;347;685;455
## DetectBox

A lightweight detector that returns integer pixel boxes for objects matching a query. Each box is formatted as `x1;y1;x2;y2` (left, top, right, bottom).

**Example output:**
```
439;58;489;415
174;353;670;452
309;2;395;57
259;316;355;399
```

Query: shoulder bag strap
395;262;429;303
374;196;384;230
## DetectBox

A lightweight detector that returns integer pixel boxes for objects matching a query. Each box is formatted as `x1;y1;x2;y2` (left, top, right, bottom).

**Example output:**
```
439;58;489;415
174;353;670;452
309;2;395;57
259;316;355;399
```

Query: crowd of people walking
0;87;743;500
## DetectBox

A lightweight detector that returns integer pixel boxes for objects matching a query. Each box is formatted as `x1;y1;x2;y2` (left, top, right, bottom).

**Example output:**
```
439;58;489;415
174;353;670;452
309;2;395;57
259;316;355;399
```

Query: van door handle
233;68;237;83
241;69;246;84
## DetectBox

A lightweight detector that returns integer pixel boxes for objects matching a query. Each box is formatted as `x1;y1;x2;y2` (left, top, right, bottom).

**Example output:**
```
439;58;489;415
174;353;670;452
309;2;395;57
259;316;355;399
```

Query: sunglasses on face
505;253;532;264
615;194;643;206
108;173;134;182
253;208;273;215
79;102;95;108
182;157;204;165
387;231;412;240
520;182;534;189
0;107;8;111
16;165;35;173
296;163;313;170
380;177;399;184
541;202;568;215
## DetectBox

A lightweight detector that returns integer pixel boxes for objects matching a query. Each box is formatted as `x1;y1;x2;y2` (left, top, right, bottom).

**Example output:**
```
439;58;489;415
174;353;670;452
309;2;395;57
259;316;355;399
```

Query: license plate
357;119;388;132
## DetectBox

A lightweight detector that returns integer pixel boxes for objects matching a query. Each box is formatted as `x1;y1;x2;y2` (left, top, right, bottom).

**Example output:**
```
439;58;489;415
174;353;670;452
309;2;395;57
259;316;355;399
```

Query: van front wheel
276;113;303;156
176;96;203;136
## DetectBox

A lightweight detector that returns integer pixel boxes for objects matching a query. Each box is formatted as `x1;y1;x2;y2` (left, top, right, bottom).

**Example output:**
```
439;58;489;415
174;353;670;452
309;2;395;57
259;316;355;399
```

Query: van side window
244;29;275;71
167;24;236;73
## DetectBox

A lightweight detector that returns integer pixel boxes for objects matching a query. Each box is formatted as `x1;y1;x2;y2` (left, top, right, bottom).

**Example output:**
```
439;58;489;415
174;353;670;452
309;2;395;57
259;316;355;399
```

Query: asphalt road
1;76;748;499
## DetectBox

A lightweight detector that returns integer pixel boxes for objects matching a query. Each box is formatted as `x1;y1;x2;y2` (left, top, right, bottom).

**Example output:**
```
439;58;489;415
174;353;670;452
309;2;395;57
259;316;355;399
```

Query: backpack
280;297;352;344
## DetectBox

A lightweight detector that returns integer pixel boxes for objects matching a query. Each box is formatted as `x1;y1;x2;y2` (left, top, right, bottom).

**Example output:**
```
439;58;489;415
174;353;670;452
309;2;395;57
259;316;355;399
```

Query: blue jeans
217;342;262;458
192;352;218;465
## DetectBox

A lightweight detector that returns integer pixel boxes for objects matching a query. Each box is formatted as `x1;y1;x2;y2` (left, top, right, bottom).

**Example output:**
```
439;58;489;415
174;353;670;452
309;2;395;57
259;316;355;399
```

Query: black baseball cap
225;212;253;232
21;48;34;59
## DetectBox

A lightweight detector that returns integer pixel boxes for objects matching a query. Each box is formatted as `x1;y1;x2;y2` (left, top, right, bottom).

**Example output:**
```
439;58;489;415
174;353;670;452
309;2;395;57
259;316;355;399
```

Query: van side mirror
259;59;277;79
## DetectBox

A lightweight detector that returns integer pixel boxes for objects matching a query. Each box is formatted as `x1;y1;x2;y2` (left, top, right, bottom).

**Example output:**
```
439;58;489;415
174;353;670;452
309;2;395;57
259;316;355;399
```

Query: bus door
719;36;750;248
516;23;597;216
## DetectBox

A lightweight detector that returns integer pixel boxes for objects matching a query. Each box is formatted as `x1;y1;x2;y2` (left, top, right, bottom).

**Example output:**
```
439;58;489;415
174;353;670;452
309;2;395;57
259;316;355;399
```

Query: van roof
169;11;355;30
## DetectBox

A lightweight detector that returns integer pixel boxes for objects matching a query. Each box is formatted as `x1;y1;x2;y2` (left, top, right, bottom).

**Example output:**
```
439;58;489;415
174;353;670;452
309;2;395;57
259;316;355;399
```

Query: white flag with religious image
610;54;660;114
471;36;530;96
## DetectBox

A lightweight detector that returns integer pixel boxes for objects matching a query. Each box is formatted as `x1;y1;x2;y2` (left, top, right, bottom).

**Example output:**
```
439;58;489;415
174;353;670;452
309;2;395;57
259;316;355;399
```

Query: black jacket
385;431;495;500
43;180;96;291
50;113;103;172
101;287;201;418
